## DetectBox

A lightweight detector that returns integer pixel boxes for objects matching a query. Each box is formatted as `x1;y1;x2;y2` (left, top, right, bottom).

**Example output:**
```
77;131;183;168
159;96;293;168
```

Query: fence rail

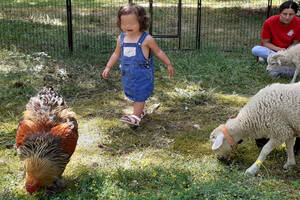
0;0;290;56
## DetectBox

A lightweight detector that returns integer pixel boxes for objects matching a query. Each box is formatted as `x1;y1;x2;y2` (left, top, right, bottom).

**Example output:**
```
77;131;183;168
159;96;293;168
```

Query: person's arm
260;17;285;52
145;36;174;77
292;40;300;46
261;38;286;52
102;36;121;79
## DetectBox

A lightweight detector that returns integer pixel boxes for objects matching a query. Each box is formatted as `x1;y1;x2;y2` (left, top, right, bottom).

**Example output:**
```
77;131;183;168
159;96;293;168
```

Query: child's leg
133;102;145;118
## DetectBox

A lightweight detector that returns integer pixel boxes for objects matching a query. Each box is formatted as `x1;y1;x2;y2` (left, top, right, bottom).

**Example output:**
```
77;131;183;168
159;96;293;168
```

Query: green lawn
0;0;299;199
0;44;299;200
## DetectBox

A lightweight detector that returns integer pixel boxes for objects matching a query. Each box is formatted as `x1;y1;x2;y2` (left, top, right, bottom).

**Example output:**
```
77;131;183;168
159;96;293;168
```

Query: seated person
252;1;300;77
252;1;300;153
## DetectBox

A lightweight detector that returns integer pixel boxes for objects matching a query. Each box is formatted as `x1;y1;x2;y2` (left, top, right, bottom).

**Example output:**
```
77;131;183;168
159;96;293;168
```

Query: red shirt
261;15;300;48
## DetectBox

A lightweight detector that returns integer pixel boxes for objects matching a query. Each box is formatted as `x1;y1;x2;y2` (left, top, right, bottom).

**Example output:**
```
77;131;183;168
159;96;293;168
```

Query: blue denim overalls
119;32;154;102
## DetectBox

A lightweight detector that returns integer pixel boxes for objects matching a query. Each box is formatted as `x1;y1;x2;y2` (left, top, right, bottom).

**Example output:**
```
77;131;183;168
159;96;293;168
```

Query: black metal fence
0;0;291;56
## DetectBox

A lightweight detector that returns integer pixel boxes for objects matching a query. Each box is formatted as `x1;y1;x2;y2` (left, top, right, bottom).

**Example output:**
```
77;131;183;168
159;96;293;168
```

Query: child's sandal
120;115;141;126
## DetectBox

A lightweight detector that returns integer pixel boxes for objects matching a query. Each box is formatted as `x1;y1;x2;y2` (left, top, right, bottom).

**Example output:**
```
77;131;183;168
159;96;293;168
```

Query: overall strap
137;32;152;63
120;33;126;47
137;32;148;46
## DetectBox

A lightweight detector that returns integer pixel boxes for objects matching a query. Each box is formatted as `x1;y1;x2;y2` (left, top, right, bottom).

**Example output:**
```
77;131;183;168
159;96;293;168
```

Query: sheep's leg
283;137;296;169
245;139;282;175
290;66;299;83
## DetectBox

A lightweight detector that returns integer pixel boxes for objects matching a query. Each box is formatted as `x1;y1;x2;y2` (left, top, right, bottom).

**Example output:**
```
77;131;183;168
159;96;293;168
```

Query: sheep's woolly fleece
267;43;300;83
236;82;300;139
210;81;300;175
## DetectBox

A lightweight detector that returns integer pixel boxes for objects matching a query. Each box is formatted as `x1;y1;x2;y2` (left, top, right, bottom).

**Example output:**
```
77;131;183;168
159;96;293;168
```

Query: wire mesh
0;0;296;56
0;0;68;56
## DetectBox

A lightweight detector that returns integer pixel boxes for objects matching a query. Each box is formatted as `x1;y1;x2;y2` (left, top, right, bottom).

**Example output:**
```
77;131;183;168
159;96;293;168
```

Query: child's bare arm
102;36;121;79
145;36;174;77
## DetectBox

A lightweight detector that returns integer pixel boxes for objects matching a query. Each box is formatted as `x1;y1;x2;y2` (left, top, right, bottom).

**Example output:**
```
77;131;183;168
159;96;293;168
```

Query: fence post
178;0;182;50
66;0;73;54
267;0;272;18
149;0;153;35
196;0;202;49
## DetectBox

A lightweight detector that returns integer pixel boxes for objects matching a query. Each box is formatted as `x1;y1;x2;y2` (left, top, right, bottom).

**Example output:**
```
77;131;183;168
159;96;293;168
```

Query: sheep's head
266;53;283;72
210;124;233;159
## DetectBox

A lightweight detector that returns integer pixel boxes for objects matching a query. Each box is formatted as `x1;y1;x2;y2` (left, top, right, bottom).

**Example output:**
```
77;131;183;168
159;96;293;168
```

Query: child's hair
117;3;150;32
279;1;298;14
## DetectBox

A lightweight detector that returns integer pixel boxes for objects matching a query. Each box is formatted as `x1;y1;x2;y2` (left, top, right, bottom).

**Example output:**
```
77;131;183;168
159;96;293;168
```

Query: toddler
102;3;174;126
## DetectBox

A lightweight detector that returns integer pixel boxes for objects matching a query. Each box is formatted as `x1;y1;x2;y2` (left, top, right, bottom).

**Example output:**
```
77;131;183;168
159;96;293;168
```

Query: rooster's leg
46;178;63;195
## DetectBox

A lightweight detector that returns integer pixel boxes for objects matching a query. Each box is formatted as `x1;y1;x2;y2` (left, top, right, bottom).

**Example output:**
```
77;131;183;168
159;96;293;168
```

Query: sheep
210;81;300;175
266;43;300;83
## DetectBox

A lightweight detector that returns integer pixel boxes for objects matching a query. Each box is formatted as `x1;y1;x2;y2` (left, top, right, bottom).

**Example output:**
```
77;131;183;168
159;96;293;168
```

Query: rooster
16;86;78;194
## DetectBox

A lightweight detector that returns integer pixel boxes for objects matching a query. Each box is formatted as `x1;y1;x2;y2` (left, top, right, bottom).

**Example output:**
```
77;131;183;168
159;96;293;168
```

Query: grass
1;43;300;200
1;1;300;199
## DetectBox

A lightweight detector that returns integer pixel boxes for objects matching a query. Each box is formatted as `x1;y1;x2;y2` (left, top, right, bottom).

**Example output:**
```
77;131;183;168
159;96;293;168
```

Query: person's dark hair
117;3;149;32
279;1;298;14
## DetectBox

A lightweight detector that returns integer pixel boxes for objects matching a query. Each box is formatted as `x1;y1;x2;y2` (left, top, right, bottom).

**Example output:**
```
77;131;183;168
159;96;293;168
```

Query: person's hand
102;67;111;79
277;47;286;52
167;65;174;78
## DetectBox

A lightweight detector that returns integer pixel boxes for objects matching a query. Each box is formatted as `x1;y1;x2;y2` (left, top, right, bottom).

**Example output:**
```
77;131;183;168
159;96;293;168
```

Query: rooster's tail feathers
25;86;67;119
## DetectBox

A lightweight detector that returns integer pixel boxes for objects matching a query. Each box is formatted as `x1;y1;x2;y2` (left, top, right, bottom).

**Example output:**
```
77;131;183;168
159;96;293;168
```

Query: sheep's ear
271;53;281;59
212;133;224;150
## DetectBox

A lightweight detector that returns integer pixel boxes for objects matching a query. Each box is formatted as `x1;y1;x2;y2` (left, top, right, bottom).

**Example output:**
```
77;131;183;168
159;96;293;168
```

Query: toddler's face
120;14;140;35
